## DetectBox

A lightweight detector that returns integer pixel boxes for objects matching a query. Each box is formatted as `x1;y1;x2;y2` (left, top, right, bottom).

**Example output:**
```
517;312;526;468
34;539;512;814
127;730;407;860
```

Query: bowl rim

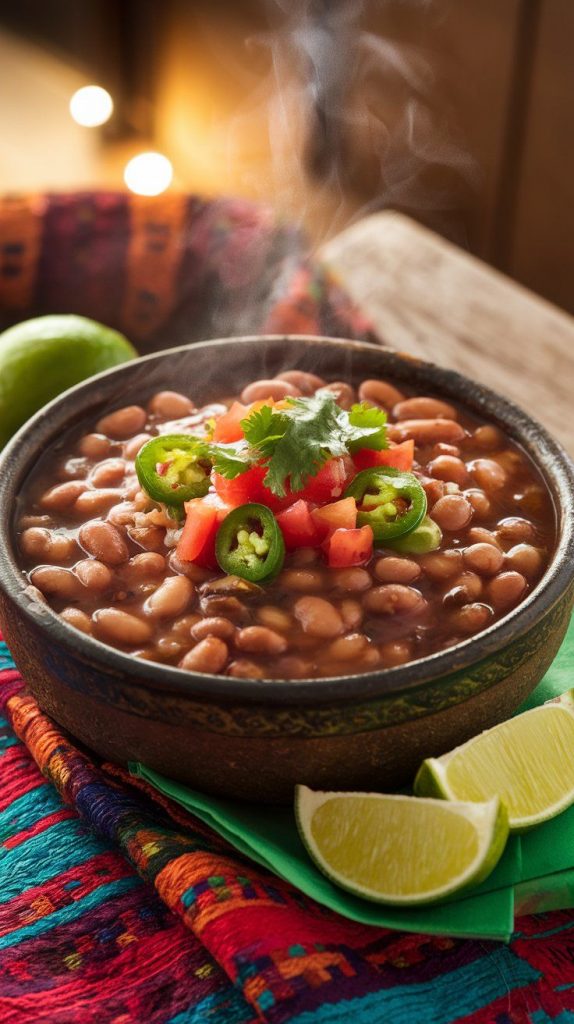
1;332;573;707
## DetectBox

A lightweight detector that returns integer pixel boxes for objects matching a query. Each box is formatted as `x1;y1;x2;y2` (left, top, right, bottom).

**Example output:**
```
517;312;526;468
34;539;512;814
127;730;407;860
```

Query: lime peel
414;688;574;832
295;785;508;906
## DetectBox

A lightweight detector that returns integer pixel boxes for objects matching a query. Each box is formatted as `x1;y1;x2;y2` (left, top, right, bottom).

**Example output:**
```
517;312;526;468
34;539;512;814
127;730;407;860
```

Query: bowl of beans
1;334;573;801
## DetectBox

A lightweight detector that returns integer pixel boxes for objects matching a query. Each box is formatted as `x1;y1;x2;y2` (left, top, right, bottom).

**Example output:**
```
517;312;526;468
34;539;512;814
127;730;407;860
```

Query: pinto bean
39;481;87;510
78;433;111;458
191;617;236;642
516;485;547;517
97;405;147;439
393;397;457;421
449;603;494;635
147;391;195;418
256;606;293;631
293;596;344;637
227;659;265;679
129;526;166;552
123;552;166;580
179;637;228;673
289;547;320;567
486;571;527;611
496;517;536;546
273;656;311;679
443;572;483;606
379;640;413;667
107;501;138;527
320;381;356;410
427;455;469;487
280;569;324;591
463;543;504;576
504;544;543;579
374;557;421;583
275;370;326;394
74;489;120;516
20;528;77;563
325;633;369;662
170;614;201;637
240;379;300;404
30;566;83;600
330;567;373;591
79;520;129;565
419;550;463;581
145;576;194;619
464;489;491;518
123;434;152;460
94;608;152;646
473;425;504;450
235;626;288;654
468;458;506;492
358;379;405;409
422;478;446;508
339;598;363;630
431;495;473;531
467;527;502;548
363;584;426;616
74;559;113;592
431;443;461;458
90;459;126;488
388;419;466;445
61;607;93;635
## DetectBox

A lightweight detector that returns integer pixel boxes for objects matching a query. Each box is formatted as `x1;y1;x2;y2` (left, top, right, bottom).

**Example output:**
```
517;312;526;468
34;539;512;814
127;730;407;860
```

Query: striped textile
2;637;574;1024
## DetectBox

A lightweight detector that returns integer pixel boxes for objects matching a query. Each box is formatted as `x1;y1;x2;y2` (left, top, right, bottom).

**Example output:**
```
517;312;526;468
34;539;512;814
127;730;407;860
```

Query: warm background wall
0;0;572;315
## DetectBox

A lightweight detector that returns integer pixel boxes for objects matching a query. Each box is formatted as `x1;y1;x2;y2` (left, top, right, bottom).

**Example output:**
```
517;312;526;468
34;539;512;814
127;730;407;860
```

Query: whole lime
0;315;137;448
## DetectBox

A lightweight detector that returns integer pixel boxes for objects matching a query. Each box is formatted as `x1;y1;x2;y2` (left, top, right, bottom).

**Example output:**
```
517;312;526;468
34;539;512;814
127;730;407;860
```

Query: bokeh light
69;85;113;127
123;152;173;196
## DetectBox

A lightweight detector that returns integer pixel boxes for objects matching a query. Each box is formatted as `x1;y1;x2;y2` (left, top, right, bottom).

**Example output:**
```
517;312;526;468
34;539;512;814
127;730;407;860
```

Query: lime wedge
414;690;574;831
295;786;508;905
0;314;137;448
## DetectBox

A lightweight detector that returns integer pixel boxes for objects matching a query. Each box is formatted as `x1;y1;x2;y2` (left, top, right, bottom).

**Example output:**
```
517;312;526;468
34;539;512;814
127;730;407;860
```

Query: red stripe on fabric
0;745;44;812
0;850;132;937
3;807;76;850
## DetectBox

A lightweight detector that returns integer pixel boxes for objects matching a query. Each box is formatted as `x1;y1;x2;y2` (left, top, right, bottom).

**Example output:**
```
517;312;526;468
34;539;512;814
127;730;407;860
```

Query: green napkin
130;615;574;943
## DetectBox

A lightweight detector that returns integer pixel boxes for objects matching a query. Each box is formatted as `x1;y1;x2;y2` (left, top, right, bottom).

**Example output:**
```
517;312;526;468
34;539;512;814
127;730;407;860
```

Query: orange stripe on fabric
0;194;45;310
122;193;188;339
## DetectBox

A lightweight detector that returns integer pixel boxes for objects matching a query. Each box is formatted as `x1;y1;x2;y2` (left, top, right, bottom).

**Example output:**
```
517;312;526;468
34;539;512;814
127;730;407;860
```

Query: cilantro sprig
204;390;388;498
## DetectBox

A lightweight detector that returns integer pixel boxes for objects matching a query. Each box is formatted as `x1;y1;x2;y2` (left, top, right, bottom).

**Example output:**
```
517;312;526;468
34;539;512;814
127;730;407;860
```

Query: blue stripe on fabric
288;950;541;1024
0;713;19;751
0;817;109;895
531;1012;574;1023
167;988;252;1024
0;641;15;671
0;779;63;837
0;875;140;950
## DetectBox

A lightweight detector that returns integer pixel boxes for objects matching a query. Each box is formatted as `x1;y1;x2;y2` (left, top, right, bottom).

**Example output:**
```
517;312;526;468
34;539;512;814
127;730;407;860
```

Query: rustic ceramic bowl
1;335;573;802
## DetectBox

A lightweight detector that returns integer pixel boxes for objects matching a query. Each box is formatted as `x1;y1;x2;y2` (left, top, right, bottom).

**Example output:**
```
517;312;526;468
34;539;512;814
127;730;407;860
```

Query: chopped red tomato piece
213;465;293;513
353;440;415;473
311;497;357;540
326;525;374;567
177;494;230;568
212;401;250;443
299;456;354;503
276;500;321;549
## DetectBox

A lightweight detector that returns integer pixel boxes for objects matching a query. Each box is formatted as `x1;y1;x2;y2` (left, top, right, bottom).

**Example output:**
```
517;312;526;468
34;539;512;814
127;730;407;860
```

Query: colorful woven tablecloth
2;193;574;1023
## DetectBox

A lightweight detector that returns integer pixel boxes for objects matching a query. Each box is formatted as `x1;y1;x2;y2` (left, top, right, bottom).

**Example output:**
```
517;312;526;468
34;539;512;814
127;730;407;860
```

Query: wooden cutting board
322;212;574;454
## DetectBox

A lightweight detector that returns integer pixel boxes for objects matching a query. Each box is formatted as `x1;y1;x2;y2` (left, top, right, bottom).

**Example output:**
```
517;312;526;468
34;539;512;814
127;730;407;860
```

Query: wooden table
322;212;574;454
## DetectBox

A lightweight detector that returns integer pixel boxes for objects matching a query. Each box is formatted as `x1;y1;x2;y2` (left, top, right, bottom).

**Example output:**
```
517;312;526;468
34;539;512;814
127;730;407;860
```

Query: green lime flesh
0;314;137;448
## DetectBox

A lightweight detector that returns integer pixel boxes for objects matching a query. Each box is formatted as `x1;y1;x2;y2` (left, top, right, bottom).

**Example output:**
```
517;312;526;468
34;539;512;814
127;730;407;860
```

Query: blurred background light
123;151;173;196
69;84;113;127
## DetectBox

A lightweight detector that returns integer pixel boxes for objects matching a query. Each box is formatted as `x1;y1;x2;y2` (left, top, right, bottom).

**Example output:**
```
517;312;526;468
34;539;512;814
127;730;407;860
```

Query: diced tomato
277;500;321;549
311;497;357;540
212;401;251;443
353;440;415;474
326;525;374;567
299;456;355;503
213;465;293;513
177;494;230;568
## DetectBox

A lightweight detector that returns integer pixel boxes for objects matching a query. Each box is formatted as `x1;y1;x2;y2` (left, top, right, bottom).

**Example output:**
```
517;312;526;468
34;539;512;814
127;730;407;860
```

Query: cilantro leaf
346;402;389;452
207;439;253;479
210;390;389;496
